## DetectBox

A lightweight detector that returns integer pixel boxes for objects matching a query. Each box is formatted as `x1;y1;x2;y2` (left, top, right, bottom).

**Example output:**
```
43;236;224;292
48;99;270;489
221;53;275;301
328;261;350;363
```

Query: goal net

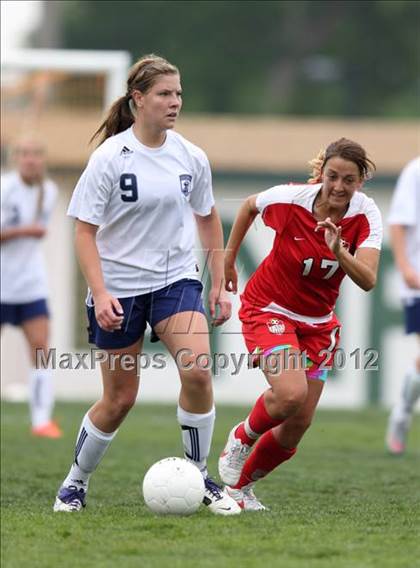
1;48;131;163
1;49;131;401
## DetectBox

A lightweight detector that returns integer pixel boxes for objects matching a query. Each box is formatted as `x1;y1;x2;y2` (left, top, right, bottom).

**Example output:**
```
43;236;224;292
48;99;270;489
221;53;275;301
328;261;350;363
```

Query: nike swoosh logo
294;237;305;241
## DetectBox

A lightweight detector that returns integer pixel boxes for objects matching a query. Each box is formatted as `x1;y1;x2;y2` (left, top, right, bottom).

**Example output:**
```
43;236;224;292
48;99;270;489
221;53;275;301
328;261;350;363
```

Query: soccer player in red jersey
218;138;383;510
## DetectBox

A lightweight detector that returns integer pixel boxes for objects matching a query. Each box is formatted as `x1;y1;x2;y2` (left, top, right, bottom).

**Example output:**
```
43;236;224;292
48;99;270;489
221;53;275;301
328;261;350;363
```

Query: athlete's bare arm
316;217;380;291
75;219;124;331
224;195;259;293
195;206;231;325
0;224;46;241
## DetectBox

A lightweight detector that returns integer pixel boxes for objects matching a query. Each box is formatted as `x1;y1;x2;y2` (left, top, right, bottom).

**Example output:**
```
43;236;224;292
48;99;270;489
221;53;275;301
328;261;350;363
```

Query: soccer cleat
53;485;86;512
32;421;63;439
225;483;268;511
386;411;411;455
202;477;241;515
218;423;252;486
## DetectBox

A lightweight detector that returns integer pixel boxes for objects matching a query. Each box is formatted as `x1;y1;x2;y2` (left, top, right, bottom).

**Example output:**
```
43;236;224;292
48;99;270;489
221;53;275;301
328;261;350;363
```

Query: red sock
235;393;284;446
234;429;296;488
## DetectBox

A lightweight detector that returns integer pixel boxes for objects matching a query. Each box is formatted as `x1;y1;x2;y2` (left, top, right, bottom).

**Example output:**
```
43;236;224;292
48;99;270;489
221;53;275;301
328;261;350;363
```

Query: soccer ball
142;457;205;515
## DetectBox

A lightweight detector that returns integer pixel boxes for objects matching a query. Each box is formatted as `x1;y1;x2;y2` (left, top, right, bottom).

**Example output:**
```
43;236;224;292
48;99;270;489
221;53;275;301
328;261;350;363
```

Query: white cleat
218;423;252;486
225;483;268;511
53;485;86;512
202;477;241;515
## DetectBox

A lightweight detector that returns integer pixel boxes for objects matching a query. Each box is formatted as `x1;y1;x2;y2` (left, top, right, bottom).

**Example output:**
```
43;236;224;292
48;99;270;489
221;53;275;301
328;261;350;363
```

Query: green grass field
1;402;419;568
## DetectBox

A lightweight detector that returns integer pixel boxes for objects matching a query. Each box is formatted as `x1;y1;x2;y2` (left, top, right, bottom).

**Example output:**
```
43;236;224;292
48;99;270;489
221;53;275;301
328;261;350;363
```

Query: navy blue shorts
403;297;420;334
0;299;49;326
87;278;206;349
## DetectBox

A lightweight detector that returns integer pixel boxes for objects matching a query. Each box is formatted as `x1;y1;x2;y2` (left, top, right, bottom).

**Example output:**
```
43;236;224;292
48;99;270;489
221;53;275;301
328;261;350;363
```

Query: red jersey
243;183;382;321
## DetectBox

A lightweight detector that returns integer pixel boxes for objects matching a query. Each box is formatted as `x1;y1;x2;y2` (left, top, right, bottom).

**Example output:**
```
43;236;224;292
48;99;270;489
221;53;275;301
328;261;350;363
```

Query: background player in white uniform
0;136;61;438
386;157;420;454
54;54;240;515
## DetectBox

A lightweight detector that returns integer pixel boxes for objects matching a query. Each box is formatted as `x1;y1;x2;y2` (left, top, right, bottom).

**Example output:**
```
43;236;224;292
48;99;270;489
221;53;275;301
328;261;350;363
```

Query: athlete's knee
104;391;137;420
269;388;307;419
27;336;49;354
28;345;49;367
278;395;305;418
180;366;212;394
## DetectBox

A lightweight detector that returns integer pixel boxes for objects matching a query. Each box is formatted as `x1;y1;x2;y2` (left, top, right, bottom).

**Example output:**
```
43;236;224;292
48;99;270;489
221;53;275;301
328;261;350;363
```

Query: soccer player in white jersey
53;54;240;515
1;137;62;438
217;139;382;510
386;157;420;455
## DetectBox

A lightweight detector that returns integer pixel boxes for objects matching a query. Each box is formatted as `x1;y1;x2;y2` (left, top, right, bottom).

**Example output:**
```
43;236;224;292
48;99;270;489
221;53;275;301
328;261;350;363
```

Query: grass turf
1;402;419;568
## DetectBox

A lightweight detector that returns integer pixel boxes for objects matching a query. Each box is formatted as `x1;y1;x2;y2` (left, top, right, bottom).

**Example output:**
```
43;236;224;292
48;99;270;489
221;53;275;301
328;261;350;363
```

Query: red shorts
239;300;341;381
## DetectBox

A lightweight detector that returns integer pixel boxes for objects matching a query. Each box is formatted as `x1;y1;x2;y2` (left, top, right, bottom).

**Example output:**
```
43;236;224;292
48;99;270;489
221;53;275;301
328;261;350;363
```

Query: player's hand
224;261;238;294
93;292;124;332
315;217;342;255
22;224;46;238
208;287;232;327
402;265;420;289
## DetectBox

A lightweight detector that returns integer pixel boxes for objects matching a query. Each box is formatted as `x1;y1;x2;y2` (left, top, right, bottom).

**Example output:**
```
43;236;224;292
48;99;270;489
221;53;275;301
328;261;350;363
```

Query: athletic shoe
32;421;63;439
202;477;241;515
218;423;252;486
386;411;411;455
225;483;268;511
53;485;86;512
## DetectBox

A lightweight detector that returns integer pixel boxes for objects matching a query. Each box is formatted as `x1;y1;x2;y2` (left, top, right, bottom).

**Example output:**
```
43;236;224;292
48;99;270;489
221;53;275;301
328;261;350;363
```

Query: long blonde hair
91;54;179;145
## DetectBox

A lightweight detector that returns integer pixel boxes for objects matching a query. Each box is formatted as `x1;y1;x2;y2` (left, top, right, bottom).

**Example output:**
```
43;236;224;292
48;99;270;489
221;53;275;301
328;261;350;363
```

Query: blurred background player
0;136;61;438
53;54;240;515
386;157;420;455
218;138;382;510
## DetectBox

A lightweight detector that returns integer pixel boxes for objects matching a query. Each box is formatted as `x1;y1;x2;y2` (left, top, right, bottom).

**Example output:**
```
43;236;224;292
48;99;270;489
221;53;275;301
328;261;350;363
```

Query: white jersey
67;127;215;297
388;157;420;300
0;171;57;303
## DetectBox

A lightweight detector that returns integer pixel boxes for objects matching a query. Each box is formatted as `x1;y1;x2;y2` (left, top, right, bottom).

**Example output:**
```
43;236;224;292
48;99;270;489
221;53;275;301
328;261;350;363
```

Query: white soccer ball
142;457;205;515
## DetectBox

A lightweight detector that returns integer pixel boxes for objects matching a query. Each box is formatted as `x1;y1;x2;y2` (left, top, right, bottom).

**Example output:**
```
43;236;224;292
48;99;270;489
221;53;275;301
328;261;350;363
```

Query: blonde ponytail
307;149;326;184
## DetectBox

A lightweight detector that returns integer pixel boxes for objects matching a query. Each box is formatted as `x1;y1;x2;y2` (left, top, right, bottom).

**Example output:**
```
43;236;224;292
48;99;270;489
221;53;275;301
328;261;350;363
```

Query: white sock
391;369;420;425
62;413;117;491
29;368;54;428
400;369;420;413
177;405;215;479
244;417;260;440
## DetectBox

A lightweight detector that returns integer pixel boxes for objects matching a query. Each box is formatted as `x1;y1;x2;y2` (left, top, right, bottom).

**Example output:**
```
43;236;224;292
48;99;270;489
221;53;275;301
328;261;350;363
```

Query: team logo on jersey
120;145;133;157
179;174;193;196
267;318;285;334
9;205;20;226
